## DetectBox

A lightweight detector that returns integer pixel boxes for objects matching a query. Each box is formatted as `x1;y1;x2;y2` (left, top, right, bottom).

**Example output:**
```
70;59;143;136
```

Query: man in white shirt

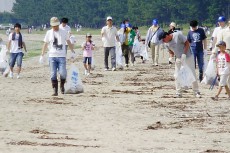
41;17;75;96
101;16;119;71
220;19;230;89
59;18;71;53
211;16;227;54
7;23;27;79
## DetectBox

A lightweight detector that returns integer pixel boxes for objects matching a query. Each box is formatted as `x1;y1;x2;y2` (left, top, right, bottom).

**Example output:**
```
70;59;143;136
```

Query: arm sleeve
225;53;230;62
201;29;207;40
43;31;49;43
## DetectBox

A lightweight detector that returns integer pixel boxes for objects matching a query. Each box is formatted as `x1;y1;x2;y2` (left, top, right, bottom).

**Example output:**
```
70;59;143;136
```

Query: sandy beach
0;33;230;153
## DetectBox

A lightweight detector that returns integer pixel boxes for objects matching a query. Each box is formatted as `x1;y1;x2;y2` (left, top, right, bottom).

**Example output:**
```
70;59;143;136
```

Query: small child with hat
211;40;230;100
81;33;95;76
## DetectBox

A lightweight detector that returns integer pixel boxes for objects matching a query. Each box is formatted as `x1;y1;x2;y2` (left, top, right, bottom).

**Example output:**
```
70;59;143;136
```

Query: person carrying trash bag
211;41;230;101
158;31;201;98
187;20;207;82
145;19;163;66
41;17;75;96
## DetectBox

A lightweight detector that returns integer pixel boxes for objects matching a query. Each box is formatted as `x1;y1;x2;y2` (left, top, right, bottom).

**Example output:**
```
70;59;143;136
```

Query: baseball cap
152;19;158;26
86;33;92;37
106;16;112;21
216;40;226;47
120;23;126;28
50;17;60;26
158;31;168;40
218;16;226;22
170;22;176;27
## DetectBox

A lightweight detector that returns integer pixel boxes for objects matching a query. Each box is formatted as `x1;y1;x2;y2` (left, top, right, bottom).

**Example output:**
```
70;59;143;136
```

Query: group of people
157;16;230;100
1;15;230;100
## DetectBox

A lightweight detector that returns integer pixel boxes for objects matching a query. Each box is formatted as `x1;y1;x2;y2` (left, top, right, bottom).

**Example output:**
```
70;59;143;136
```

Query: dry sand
0;33;230;153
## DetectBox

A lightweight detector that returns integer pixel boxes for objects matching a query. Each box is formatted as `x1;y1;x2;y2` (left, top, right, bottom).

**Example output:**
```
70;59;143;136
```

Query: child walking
82;33;95;76
212;41;230;100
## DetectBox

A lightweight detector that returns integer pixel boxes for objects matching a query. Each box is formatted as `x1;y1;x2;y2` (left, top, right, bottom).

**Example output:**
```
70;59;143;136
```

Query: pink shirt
217;52;230;75
82;41;94;57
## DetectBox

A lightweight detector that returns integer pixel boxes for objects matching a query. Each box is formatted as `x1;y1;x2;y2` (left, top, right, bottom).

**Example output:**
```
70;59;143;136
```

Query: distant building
0;0;15;13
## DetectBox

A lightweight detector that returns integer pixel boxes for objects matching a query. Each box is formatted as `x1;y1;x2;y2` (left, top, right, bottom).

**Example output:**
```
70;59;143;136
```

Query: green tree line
1;0;229;27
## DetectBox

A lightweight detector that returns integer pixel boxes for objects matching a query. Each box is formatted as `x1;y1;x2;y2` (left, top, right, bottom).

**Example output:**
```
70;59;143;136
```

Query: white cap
106;16;112;21
170;22;176;27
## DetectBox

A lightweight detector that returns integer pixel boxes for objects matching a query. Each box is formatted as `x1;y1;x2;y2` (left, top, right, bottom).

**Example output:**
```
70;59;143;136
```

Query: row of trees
1;0;230;28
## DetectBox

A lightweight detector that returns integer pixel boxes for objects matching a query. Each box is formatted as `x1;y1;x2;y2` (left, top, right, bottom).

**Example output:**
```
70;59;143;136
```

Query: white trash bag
132;39;142;57
116;42;123;67
0;45;8;74
65;64;84;94
201;58;218;85
141;45;149;61
91;52;96;70
175;62;196;87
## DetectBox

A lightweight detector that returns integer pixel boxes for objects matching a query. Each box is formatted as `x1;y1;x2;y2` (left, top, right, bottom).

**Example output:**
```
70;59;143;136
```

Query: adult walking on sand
145;19;163;66
41;17;75;96
101;16;119;71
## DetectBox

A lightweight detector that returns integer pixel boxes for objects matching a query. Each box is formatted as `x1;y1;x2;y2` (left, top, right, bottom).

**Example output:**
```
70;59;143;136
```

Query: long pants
122;44;130;65
192;50;204;81
129;46;135;64
104;47;116;69
175;55;199;93
150;43;160;64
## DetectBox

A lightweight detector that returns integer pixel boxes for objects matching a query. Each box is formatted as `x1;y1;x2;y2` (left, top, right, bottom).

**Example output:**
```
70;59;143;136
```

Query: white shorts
219;74;229;86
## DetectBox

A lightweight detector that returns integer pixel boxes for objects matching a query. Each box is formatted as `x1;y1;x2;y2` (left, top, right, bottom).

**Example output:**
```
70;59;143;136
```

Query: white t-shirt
212;26;227;49
101;25;118;47
220;27;230;49
59;24;71;33
8;32;24;53
166;32;192;58
217;53;230;75
44;29;69;57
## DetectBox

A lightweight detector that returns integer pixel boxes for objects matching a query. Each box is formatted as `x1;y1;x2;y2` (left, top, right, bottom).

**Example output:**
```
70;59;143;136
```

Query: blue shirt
187;28;207;52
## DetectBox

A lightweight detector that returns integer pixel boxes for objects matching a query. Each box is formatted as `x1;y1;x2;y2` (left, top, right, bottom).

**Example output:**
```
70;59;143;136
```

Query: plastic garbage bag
91;52;96;70
0;45;8;74
201;58;218;85
132;39;142;57
141;45;149;61
116;42;123;67
65;64;84;94
175;62;196;87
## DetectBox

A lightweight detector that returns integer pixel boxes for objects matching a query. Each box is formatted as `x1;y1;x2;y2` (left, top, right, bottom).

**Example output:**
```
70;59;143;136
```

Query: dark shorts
9;52;24;67
83;57;92;64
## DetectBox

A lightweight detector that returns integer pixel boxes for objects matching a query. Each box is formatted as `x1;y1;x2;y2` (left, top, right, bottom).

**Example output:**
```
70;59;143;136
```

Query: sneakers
84;70;88;75
104;68;109;71
9;71;13;78
112;67;116;71
195;92;201;98
17;75;20;79
125;64;129;68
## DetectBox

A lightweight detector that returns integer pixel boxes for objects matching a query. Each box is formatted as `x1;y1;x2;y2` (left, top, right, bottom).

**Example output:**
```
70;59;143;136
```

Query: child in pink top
81;33;95;75
212;41;230;100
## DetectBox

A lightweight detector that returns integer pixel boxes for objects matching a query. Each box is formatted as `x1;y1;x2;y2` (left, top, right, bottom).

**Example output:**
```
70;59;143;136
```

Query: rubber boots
52;80;58;96
60;79;66;94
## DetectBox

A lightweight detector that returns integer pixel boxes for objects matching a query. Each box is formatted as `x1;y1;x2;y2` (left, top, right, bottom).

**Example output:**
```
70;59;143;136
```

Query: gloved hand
39;55;44;64
181;54;186;64
169;57;174;63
